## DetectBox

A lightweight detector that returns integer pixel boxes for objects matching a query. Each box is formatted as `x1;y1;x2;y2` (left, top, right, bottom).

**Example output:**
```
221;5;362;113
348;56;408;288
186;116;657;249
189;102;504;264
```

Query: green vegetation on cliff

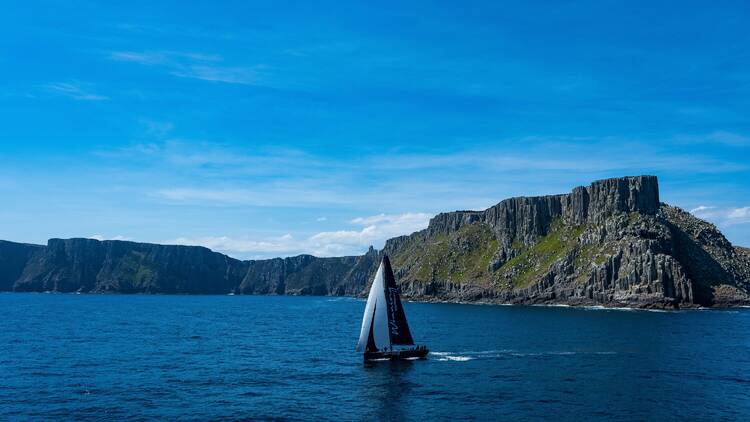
392;223;498;283
117;251;157;286
495;219;584;288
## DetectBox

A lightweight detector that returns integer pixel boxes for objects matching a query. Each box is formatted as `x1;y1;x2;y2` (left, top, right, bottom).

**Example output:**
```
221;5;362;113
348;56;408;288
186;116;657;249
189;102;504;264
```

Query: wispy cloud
83;137;750;254
89;137;749;213
108;50;266;86
109;51;166;65
366;140;749;174
166;212;432;258
40;81;109;101
676;131;750;147
154;186;353;207
109;50;222;65
140;120;174;138
707;131;750;146
170;65;265;85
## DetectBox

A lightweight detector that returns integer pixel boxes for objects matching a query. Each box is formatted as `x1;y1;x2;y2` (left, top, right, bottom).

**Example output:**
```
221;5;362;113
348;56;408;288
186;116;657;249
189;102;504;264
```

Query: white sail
355;261;391;352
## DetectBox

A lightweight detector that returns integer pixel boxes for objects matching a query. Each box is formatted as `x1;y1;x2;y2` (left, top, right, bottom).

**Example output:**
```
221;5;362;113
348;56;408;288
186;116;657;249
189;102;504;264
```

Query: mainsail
356;255;414;352
381;256;414;345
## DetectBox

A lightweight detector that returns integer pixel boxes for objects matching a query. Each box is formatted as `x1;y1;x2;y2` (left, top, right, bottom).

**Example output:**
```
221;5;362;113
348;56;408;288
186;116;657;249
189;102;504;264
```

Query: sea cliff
2;176;749;308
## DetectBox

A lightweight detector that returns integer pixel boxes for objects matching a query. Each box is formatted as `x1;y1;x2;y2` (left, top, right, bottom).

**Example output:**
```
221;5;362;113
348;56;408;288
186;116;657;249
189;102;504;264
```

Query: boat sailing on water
356;255;429;361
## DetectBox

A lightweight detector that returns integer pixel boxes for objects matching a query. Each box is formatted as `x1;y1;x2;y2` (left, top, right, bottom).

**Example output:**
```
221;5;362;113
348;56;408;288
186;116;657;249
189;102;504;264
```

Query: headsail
381;256;414;345
355;261;390;352
356;255;414;352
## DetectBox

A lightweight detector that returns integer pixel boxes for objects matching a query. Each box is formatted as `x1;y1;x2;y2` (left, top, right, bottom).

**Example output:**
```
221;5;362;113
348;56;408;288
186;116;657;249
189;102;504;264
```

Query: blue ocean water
1;294;749;421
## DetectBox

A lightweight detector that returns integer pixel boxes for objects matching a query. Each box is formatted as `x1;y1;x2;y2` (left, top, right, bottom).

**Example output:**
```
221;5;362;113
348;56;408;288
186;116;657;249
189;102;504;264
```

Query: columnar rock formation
1;176;748;308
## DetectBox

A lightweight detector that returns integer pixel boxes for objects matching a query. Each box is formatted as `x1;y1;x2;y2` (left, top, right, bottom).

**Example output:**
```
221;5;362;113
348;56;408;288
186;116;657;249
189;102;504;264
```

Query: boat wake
431;349;618;362
430;352;473;362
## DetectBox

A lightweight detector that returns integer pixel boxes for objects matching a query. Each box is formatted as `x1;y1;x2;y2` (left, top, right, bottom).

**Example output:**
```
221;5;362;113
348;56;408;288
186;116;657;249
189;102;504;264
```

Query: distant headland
2;176;749;308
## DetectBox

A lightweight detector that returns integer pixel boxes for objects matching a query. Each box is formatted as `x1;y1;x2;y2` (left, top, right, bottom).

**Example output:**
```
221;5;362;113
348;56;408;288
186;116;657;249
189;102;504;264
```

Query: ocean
1;293;749;420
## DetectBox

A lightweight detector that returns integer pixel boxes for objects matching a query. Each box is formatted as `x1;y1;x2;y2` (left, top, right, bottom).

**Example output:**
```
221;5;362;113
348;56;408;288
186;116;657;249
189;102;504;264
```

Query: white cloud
690;205;714;213
41;82;108;101
728;207;750;220
690;205;716;216
89;234;133;241
168;234;297;256
690;205;750;226
350;212;432;229
165;212;432;259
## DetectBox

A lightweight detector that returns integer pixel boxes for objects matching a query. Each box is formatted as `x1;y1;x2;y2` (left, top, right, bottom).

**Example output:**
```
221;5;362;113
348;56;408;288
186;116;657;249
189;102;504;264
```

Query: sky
1;0;749;259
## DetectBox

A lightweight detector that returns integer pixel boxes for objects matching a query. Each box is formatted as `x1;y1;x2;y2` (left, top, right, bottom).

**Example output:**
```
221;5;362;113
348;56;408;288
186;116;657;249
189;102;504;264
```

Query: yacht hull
364;347;429;361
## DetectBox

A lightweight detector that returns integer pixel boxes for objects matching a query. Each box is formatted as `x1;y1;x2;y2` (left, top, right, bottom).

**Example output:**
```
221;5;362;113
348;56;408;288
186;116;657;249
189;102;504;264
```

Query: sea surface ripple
1;293;749;420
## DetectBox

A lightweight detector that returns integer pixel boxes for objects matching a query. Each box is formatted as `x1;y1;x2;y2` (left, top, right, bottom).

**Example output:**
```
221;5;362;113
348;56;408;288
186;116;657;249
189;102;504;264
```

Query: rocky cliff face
237;248;379;296
7;238;379;296
0;241;43;291
1;176;748;308
383;176;750;308
14;238;249;294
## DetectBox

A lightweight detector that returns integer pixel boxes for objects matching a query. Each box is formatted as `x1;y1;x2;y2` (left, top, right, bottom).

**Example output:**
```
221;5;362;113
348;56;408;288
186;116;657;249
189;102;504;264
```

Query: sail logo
388;287;399;335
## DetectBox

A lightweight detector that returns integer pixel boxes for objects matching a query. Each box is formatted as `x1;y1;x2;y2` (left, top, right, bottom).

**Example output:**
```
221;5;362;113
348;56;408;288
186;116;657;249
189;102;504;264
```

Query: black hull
364;347;429;361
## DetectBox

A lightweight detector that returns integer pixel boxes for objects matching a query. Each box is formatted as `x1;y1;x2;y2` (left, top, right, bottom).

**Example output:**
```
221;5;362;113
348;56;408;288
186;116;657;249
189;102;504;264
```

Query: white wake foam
431;352;474;362
431;349;618;361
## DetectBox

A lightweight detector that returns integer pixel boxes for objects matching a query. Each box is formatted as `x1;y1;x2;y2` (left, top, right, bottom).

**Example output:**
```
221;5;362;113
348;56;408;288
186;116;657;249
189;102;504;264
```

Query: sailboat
356;255;429;361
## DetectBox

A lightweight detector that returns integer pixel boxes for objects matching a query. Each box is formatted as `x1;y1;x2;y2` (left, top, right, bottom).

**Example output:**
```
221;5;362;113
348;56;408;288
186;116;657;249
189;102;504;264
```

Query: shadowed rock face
1;176;748;308
0;241;43;291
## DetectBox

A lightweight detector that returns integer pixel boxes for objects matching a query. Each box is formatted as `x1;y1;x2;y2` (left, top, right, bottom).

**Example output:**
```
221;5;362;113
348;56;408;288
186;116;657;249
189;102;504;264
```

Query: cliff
384;176;749;307
10;238;379;296
2;176;749;308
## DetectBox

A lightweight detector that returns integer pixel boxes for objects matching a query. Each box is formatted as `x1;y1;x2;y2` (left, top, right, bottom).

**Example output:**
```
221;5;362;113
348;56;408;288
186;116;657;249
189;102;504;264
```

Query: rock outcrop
1;176;749;308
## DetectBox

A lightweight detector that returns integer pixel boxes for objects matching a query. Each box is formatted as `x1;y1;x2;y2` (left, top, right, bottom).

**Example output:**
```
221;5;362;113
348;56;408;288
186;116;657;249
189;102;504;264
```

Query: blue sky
1;0;749;258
